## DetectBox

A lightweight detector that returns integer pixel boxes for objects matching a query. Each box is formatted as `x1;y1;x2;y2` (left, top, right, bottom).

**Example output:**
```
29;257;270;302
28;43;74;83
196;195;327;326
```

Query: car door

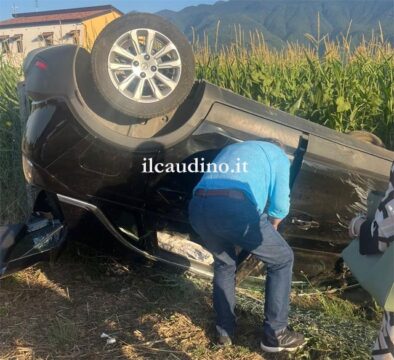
284;134;393;251
0;214;66;278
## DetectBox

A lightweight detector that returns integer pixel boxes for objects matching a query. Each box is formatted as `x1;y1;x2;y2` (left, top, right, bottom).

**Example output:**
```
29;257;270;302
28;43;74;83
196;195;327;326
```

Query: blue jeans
188;195;294;338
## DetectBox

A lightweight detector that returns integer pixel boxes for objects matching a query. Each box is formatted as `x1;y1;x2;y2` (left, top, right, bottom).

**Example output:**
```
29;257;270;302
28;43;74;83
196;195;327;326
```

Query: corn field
0;59;27;224
194;27;394;149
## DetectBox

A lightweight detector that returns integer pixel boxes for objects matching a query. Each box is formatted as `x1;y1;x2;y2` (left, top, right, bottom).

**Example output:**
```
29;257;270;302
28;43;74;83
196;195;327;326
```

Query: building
0;5;123;62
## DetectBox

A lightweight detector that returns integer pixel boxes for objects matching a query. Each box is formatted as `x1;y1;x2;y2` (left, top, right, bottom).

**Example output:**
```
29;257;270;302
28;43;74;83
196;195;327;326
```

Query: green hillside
158;0;394;47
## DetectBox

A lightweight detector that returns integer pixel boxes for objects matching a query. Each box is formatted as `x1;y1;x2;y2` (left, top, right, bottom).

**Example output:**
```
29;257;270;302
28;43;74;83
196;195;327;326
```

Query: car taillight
34;60;48;70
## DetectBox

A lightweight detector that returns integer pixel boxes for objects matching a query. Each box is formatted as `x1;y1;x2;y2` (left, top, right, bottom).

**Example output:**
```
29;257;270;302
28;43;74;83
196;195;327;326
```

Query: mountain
157;0;394;48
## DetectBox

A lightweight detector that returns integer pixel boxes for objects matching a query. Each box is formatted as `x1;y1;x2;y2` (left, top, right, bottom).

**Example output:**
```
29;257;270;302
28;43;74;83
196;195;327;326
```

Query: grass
236;284;378;359
314;292;360;320
47;316;78;349
0;244;381;359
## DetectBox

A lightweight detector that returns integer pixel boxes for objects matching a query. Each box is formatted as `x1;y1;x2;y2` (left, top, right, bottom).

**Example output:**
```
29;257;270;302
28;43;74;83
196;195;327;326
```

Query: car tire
91;13;195;119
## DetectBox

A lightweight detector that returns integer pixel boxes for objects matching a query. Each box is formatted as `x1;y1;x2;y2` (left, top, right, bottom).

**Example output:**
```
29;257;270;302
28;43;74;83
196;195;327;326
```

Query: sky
0;0;220;20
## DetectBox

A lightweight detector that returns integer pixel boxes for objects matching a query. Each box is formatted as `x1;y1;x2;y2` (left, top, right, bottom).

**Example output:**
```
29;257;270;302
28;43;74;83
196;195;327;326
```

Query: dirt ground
0;243;380;360
0;245;275;360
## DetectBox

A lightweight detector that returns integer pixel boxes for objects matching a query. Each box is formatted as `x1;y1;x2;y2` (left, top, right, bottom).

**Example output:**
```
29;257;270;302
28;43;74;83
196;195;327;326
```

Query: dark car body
1;45;393;281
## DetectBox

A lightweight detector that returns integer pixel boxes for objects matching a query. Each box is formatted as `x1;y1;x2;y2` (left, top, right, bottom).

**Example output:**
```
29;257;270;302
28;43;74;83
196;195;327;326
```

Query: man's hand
269;216;282;230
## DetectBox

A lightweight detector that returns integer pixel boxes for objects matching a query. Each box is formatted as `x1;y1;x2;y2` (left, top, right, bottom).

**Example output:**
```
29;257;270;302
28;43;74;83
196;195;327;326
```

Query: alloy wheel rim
107;28;182;103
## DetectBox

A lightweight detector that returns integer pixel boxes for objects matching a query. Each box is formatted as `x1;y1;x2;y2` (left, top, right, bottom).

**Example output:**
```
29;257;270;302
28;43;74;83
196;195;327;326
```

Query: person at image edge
349;161;394;360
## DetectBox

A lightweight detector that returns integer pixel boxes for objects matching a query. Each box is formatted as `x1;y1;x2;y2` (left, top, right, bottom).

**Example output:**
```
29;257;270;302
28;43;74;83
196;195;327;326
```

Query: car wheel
91;13;195;119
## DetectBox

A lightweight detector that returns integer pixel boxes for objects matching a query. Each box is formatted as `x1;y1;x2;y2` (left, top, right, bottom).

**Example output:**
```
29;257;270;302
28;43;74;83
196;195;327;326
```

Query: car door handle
291;218;320;230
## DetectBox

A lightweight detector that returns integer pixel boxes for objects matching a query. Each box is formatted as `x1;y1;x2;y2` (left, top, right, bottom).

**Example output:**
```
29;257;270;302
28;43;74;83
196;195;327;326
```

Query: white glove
348;214;367;238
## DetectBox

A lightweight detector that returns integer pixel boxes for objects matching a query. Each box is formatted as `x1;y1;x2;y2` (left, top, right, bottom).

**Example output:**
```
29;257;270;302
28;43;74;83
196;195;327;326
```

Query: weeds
47;316;78;349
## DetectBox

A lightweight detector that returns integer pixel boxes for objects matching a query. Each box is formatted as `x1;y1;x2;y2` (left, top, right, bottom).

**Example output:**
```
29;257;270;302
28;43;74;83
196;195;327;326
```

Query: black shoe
217;335;232;347
260;327;306;353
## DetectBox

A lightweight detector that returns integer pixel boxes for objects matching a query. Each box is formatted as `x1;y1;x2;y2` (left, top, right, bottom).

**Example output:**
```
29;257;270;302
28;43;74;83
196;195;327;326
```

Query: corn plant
194;28;394;149
0;56;27;224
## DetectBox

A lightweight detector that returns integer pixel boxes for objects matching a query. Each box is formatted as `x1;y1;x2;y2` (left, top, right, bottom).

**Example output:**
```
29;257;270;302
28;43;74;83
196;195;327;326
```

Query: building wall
0;22;84;64
0;10;122;64
82;10;121;50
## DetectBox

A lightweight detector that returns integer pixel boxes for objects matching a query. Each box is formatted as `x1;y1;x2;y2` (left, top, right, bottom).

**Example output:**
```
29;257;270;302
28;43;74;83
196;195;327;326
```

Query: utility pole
12;3;19;14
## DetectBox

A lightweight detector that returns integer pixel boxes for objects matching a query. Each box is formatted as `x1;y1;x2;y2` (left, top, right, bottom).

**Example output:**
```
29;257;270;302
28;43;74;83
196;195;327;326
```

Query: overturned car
1;13;393;283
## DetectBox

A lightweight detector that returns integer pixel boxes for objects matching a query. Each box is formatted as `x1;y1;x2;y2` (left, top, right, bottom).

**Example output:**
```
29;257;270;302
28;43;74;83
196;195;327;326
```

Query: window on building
15;34;23;53
0;35;10;53
41;32;54;46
